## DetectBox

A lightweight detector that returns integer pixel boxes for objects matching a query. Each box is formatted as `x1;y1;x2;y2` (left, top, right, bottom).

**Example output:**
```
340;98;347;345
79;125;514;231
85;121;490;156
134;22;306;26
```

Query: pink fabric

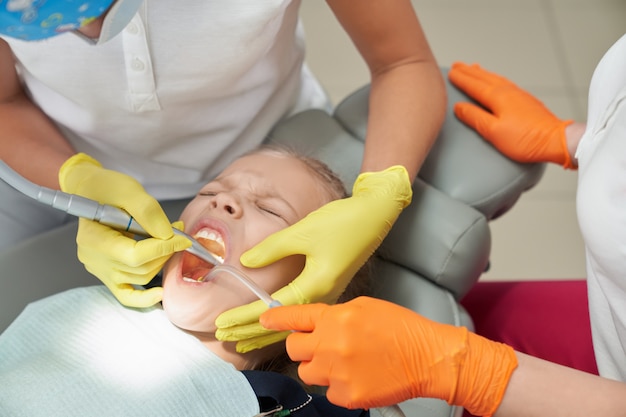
460;280;598;417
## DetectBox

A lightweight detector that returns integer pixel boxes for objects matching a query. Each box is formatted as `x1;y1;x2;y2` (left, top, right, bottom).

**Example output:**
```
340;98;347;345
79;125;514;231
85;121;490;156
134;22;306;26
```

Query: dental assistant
0;0;445;352
261;34;626;416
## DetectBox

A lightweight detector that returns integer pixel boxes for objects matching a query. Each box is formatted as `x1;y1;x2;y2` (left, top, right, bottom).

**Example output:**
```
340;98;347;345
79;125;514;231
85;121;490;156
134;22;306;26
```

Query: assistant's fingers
453;102;498;138
450;62;515;110
326;381;356;409
297;357;330;388
260;303;328;332
284;330;320;363
451;61;512;86
450;62;486;83
449;63;494;100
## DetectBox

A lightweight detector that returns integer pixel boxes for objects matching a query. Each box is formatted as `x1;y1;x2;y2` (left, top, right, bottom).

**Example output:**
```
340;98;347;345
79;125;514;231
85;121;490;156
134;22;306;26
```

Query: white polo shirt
3;0;328;199
576;33;626;381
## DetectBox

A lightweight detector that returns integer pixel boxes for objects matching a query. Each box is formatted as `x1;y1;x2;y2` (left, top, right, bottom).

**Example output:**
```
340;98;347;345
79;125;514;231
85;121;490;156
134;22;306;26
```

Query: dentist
0;0;445;352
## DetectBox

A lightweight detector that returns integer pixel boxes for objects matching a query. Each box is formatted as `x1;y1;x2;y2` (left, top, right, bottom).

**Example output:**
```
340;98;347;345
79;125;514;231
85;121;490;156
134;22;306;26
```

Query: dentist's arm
260;297;626;417
0;39;74;187
329;0;446;179
215;0;446;353
0;40;189;307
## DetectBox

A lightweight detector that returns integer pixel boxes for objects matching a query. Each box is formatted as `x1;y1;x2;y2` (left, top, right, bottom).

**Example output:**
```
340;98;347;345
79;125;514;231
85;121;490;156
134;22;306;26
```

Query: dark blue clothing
243;370;369;417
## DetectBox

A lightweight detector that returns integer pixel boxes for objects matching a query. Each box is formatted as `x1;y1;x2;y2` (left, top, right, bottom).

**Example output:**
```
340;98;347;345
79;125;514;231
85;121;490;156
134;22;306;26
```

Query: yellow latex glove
261;297;518;417
448;62;576;169
59;153;191;307
216;166;412;353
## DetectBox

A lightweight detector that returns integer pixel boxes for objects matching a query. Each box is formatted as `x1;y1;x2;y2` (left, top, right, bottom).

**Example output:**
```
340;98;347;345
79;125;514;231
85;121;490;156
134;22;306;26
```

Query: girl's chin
161;287;218;333
164;305;219;335
176;323;218;338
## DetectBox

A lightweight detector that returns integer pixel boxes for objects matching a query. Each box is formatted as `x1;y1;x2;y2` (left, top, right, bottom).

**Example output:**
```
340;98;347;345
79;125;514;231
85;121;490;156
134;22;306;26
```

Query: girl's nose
210;192;243;218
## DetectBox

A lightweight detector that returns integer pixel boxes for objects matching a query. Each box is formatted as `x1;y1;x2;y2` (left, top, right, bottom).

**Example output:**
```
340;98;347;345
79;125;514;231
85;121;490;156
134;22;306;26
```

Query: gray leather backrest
333;68;546;220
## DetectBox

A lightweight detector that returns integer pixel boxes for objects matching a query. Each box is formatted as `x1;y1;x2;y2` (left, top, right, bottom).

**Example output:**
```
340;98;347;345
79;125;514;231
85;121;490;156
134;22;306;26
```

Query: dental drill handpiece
0;160;221;266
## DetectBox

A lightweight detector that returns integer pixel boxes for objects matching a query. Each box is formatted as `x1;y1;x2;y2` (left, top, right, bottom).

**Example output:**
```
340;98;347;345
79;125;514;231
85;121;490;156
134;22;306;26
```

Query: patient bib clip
253;393;313;416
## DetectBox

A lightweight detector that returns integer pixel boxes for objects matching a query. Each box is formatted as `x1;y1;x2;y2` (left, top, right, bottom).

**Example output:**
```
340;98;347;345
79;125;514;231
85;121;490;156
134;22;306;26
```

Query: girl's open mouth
181;229;225;282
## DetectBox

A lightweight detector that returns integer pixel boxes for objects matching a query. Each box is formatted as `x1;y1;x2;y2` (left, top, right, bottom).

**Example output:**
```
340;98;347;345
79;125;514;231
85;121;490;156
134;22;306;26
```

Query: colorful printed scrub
0;0;114;40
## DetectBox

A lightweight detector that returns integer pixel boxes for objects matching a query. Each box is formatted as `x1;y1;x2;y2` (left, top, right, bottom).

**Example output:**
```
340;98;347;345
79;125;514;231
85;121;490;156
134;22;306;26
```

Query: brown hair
245;144;348;202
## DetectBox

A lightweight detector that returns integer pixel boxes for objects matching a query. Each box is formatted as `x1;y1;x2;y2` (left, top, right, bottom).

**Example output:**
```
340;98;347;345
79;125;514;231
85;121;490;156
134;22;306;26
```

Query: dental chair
0;69;544;417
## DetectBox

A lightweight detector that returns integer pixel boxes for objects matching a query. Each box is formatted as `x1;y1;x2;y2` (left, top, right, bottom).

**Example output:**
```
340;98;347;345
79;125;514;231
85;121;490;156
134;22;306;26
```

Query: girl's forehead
223;153;330;210
221;154;311;191
223;152;302;176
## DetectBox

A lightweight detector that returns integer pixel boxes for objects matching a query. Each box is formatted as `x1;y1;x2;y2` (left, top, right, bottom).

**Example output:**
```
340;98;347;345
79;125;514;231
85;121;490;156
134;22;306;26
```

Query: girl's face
161;152;331;334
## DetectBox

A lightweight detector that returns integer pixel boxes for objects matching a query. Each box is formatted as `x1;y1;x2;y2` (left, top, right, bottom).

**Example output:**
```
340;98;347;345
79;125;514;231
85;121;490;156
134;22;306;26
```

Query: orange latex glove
261;296;518;416
448;62;576;169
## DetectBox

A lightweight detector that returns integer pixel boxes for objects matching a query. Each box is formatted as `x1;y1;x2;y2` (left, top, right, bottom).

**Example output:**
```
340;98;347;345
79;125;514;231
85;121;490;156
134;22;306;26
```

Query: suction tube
205;264;282;308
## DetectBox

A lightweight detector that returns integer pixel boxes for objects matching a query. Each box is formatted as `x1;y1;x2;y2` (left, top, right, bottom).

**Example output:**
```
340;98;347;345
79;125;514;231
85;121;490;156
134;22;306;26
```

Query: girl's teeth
194;229;224;245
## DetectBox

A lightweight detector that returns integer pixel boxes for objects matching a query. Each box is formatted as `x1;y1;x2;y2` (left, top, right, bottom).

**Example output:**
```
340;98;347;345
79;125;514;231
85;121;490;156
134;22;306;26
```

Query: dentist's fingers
234;330;291;354
216;299;268;330
100;282;164;308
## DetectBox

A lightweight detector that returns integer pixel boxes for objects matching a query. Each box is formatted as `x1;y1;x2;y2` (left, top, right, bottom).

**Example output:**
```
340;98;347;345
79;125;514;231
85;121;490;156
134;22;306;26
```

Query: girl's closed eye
257;204;283;219
197;183;222;197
